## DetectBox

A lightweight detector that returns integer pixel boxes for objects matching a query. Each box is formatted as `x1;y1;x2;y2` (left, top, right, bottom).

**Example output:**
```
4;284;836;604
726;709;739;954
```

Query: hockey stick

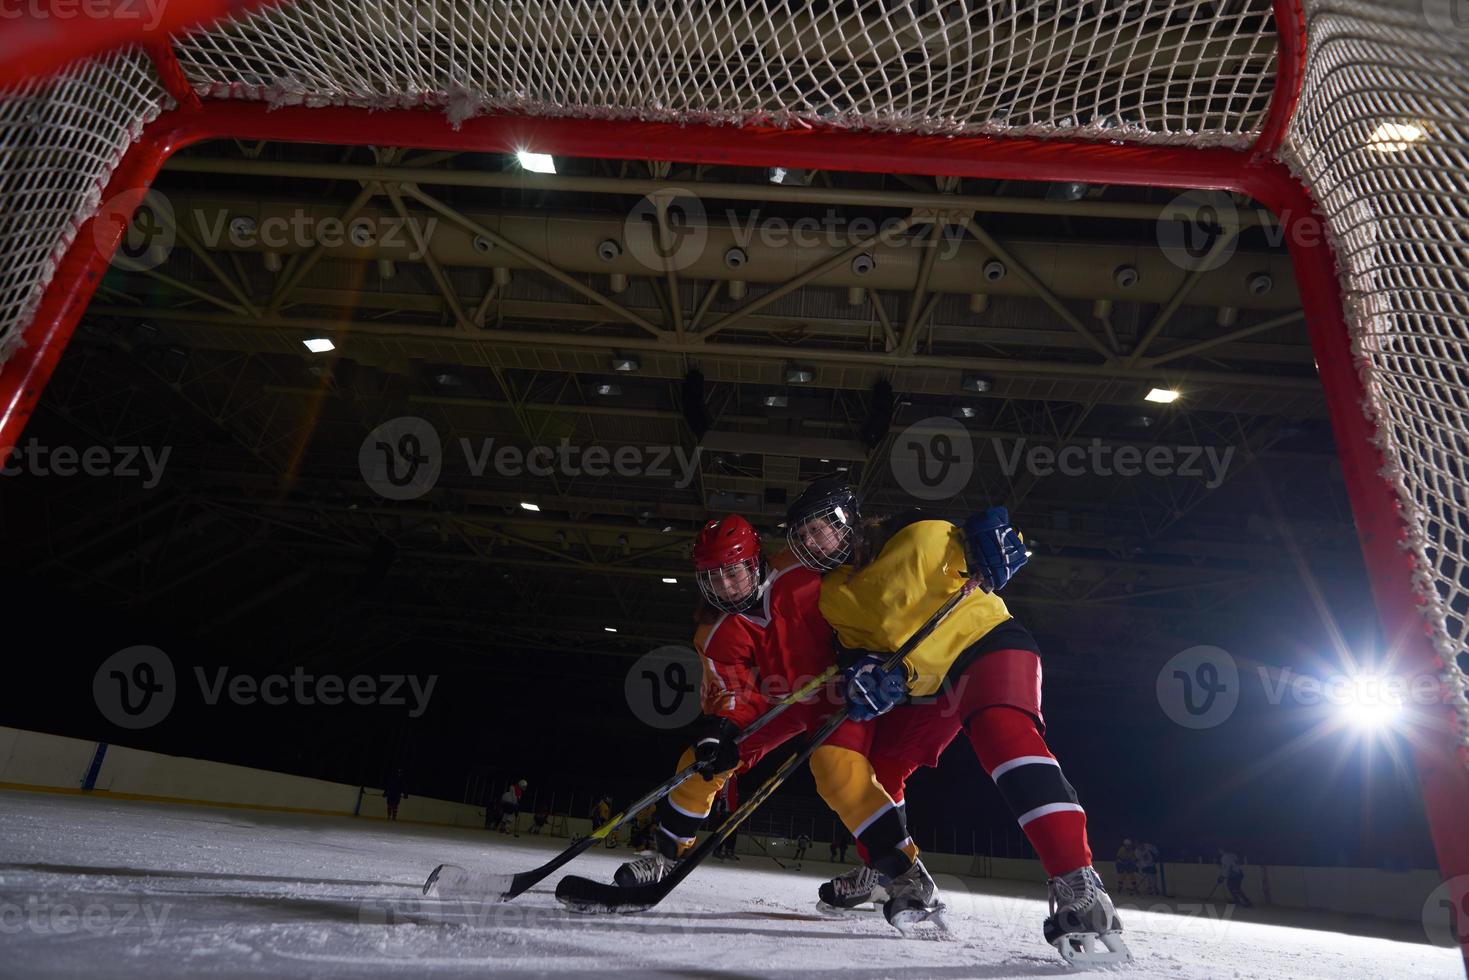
555;578;983;913
424;663;837;903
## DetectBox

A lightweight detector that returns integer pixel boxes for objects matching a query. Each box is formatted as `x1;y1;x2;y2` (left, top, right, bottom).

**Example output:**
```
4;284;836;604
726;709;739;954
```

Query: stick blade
554;873;661;914
422;863;517;902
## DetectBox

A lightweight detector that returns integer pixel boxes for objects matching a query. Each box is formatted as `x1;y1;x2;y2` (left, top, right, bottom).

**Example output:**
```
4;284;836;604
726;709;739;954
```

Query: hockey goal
0;0;1466;962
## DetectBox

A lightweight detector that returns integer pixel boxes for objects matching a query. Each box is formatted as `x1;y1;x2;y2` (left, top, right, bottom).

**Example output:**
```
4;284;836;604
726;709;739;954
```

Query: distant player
499;779;527;835
613;515;920;917
794;833;811;868
1218;849;1252;907
384;769;406;822
1115;838;1139;895
785;480;1129;963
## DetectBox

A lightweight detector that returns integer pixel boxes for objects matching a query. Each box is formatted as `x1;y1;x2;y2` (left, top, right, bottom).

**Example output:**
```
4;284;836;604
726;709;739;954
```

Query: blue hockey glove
844;654;911;721
962;506;1027;592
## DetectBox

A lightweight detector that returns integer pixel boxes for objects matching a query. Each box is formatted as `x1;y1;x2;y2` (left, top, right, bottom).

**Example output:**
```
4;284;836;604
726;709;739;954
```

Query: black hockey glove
691;714;741;780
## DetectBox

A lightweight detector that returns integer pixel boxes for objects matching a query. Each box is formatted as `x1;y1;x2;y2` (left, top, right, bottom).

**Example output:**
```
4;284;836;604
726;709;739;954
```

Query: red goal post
0;1;1465;964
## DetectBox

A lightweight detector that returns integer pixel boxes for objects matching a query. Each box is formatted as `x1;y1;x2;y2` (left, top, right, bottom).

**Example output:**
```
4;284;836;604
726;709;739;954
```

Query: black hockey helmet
785;477;861;572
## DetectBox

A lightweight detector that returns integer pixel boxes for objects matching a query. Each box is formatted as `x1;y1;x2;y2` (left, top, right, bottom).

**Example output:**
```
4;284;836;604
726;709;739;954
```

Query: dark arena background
1;2;1467;977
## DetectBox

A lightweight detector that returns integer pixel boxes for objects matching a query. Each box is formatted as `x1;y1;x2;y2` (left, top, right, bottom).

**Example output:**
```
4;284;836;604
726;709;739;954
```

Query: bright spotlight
1336;674;1404;731
516;150;556;174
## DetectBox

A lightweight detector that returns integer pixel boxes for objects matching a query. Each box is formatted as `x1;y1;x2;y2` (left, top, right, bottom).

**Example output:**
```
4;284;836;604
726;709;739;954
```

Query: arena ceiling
1;138;1363;706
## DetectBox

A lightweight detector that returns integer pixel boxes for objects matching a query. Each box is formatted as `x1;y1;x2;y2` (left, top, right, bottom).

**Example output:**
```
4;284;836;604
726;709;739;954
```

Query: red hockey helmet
693;514;764;613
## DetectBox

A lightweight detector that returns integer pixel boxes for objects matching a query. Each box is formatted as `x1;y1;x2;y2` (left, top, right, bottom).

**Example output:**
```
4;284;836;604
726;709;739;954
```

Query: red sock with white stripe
966;705;1092;876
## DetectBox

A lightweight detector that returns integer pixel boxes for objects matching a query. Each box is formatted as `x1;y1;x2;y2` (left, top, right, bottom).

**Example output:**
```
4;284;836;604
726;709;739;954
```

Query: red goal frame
0;2;1464;965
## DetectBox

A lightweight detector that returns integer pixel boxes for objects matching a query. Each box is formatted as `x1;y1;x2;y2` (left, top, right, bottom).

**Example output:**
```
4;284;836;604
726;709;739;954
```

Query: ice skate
613;848;679;888
1044;866;1132;967
882;859;951;939
817;864;887;915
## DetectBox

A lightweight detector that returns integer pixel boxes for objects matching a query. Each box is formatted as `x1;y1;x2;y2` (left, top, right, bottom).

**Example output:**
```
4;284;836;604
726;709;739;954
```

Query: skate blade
1054;930;1133;969
890;904;954;941
555;894;650;915
815;900;881;917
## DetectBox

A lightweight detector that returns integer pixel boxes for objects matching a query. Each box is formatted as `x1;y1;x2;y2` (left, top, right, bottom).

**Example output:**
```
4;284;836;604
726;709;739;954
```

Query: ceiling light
303;338;335;354
434;372;462;387
835;465;849;472
604;626;618;633
1366;122;1425;153
661;577;678;584
661;524;675;533
519;501;540;512
611;354;641;372
516;149;556;173
1145;387;1181;404
785;365;815;384
819;458;830;463
961;375;993;393
763;394;788;408
595;383;622;396
955;406;978;419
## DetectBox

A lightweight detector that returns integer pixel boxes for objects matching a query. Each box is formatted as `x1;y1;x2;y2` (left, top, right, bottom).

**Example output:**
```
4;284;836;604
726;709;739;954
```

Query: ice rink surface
0;789;1462;979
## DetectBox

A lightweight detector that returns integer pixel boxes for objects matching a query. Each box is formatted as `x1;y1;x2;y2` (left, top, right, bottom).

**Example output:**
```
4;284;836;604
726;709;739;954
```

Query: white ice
0;790;1462;978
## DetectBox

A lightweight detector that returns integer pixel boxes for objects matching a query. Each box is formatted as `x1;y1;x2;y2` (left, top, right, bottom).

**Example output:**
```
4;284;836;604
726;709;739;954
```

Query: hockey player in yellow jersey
786;480;1130;965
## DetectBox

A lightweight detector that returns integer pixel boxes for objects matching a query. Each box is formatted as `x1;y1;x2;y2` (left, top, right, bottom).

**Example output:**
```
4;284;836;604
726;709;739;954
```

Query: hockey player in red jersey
613;515;924;910
785;480;1130;964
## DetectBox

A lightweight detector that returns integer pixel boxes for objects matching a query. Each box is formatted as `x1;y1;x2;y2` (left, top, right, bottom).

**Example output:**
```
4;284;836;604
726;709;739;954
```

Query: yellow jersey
819;518;1013;696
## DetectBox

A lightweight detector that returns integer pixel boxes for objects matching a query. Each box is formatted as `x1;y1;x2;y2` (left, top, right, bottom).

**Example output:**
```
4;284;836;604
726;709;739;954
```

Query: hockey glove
962;506;1027;592
844;654;912;721
691;715;741;779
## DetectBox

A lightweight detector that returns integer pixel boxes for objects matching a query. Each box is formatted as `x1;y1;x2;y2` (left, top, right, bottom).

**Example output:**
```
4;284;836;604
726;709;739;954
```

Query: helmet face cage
696;555;764;613
787;502;857;572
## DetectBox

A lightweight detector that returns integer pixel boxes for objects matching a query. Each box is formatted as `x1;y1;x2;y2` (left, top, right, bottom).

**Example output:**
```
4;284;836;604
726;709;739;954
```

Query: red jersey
695;550;835;728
